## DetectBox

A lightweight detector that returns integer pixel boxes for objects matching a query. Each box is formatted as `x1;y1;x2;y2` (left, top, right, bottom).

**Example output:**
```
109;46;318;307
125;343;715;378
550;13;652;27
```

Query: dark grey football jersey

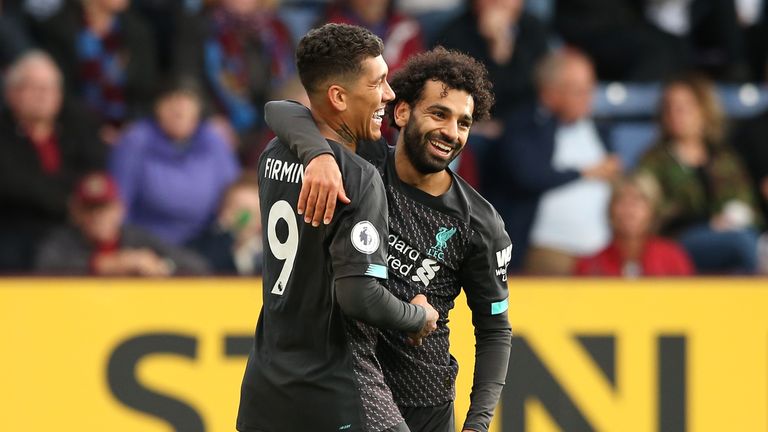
237;138;402;432
361;145;512;407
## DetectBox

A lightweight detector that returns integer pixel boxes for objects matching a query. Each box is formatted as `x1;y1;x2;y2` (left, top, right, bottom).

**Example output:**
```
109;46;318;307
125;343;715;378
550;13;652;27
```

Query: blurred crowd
0;0;767;277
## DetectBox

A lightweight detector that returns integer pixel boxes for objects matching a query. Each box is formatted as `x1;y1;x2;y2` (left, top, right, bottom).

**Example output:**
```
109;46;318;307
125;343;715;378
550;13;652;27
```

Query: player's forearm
264;100;333;164
335;275;426;332
464;317;512;432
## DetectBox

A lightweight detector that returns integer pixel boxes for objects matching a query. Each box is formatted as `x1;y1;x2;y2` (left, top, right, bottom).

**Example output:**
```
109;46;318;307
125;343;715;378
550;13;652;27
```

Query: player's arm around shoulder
264;100;350;226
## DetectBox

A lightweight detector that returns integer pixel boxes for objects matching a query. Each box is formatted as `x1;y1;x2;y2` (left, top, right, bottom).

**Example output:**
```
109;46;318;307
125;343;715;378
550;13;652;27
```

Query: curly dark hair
296;23;384;95
386;47;494;129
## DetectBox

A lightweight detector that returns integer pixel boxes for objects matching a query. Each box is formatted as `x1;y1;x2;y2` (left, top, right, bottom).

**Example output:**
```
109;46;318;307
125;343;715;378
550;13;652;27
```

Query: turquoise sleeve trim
491;298;509;315
364;264;388;279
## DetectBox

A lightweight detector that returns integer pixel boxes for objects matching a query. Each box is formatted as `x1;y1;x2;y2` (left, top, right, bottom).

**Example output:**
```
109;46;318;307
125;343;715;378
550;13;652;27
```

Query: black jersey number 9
267;200;299;295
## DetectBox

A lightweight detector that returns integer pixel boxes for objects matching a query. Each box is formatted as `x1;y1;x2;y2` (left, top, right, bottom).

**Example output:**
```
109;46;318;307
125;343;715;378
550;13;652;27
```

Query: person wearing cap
35;171;209;276
109;75;240;246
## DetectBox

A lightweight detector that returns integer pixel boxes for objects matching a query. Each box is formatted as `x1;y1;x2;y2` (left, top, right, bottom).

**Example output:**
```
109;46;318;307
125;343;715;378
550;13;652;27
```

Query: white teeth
430;140;451;152
372;108;385;120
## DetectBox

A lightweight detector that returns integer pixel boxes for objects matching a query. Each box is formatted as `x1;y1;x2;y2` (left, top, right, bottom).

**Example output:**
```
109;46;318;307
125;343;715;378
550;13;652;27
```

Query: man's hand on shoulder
298;154;350;226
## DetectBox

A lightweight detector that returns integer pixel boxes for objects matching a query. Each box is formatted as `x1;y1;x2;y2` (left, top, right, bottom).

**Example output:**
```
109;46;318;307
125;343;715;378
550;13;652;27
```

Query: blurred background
1;0;768;431
1;0;768;277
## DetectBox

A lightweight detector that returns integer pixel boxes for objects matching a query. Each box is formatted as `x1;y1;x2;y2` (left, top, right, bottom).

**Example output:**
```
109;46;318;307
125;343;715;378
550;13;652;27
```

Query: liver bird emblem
435;227;457;250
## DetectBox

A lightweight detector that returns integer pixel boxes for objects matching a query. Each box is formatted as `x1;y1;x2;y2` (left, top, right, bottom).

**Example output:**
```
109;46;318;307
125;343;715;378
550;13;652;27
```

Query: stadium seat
594;81;768;120
609;121;658;171
716;83;768;119
592;82;661;119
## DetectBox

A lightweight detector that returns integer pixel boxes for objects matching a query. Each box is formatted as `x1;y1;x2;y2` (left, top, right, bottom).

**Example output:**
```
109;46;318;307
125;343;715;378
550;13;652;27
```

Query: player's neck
394;145;452;197
311;108;357;152
615;234;646;261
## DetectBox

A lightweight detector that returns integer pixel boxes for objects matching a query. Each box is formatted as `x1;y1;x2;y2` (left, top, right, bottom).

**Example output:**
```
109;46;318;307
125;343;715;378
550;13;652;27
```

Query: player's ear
393;100;411;128
327;84;347;112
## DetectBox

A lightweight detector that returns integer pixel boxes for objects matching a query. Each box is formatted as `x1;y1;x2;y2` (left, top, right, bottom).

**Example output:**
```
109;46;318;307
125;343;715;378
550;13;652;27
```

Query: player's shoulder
260;137;297;162
452;173;505;232
329;140;383;193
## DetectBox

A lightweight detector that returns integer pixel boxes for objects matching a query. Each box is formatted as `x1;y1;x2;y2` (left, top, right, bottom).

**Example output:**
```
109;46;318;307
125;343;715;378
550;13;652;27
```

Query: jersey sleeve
460;215;512;318
460;213;513;432
264;100;333;164
329;170;389;281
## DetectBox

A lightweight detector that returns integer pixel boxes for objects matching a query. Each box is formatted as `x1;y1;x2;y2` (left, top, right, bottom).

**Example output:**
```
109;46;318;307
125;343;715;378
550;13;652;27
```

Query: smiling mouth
429;139;453;156
372;107;385;125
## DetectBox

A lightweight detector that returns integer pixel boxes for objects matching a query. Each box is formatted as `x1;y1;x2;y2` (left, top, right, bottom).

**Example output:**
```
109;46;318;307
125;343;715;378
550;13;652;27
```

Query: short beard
402;117;462;174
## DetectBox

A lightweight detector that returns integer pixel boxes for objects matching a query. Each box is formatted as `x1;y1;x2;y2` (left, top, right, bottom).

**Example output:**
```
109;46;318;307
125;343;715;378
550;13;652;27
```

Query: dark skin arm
265;100;348;226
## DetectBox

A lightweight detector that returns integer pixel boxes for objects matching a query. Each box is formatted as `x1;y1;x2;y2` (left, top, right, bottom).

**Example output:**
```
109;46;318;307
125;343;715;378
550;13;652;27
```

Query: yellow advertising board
1;278;768;432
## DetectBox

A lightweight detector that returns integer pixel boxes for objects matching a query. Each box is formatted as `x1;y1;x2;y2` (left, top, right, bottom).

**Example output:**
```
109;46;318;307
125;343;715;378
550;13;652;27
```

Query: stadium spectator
172;0;295;142
575;174;694;277
643;0;748;80
0;0;32;73
109;76;240;246
554;0;747;81
554;0;682;81
188;172;263;275
396;0;464;44
130;0;190;74
637;73;761;273
735;104;768;225
433;0;549;119
36;171;208;275
29;0;158;142
433;0;550;187
0;51;105;272
483;48;621;274
324;0;425;73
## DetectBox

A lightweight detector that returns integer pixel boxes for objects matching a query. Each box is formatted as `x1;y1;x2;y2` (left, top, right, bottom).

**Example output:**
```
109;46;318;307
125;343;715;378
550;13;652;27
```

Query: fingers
303;184;320;226
297;182;310;216
337;184;351;205
410;293;427;305
298;154;349;225
323;189;337;225
427;320;437;333
309;183;327;227
406;336;423;347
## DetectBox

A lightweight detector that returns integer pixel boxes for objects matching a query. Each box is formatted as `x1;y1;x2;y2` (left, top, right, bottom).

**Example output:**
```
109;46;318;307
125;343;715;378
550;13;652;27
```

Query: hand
710;214;729;232
209;115;239;150
477;6;513;42
582;155;622;181
478;11;514;64
119;249;172;276
93;249;171;276
99;124;122;146
407;294;438;347
298;154;350;227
